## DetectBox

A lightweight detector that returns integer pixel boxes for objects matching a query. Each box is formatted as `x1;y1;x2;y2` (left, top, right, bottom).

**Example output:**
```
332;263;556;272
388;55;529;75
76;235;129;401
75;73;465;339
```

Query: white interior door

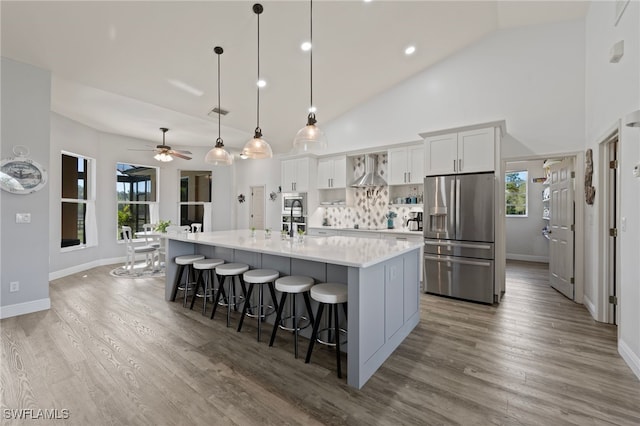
549;158;575;299
250;186;265;230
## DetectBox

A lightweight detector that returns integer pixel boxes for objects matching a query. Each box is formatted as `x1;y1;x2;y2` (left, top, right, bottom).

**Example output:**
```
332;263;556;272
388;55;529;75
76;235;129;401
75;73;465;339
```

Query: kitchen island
164;229;422;389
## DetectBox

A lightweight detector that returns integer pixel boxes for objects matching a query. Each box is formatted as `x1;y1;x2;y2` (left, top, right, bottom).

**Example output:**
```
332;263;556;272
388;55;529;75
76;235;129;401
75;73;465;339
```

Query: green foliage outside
506;171;527;216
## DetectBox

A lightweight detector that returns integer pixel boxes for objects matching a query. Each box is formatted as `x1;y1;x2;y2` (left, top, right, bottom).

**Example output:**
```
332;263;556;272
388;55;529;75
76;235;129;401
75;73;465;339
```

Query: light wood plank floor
2;260;639;425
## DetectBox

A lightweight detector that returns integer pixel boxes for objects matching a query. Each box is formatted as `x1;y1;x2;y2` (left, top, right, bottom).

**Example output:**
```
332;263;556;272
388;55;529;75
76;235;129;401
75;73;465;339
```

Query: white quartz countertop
165;229;422;268
308;226;423;236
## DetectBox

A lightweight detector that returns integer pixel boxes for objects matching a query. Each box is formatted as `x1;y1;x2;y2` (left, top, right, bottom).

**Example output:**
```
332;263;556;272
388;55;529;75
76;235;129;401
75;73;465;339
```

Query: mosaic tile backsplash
317;153;423;230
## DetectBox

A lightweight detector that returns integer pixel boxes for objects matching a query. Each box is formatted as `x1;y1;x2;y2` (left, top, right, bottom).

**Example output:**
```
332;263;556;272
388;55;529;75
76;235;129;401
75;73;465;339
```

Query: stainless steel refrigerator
423;172;495;304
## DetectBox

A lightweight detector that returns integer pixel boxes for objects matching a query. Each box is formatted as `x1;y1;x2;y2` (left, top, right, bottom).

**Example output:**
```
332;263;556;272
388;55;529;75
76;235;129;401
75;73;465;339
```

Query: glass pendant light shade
205;46;233;166
205;138;233;166
293;113;327;152
243;128;272;159
243;3;273;160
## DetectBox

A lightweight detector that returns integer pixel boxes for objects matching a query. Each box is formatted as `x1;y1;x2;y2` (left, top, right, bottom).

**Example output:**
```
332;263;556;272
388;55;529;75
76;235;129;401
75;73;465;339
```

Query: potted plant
265;228;272;239
385;211;397;229
297;228;305;242
155;220;171;233
250;227;256;238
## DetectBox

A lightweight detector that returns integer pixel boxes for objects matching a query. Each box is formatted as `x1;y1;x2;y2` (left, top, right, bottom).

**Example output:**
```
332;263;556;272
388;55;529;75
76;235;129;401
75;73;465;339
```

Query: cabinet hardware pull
458;159;462;172
453;160;456;172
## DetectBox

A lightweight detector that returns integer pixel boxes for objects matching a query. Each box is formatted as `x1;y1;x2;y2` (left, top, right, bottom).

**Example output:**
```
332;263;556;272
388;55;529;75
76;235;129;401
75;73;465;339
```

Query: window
179;170;212;228
61;152;96;249
117;163;158;239
505;170;528;216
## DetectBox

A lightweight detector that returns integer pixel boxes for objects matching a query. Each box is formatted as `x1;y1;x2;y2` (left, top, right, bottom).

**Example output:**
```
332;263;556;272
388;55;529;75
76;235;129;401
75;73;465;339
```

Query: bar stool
305;283;348;378
210;263;249;327
237;269;280;342
170;254;205;307
268;276;315;358
189;258;225;315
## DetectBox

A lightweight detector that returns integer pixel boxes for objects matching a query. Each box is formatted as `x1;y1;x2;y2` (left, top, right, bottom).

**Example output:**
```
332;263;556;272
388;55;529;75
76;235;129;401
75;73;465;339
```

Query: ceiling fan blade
171;149;192;155
171;152;192;160
128;148;157;152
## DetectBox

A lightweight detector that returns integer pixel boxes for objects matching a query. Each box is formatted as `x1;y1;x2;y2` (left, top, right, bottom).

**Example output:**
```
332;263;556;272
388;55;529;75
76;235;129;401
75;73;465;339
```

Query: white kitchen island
164;229;422;389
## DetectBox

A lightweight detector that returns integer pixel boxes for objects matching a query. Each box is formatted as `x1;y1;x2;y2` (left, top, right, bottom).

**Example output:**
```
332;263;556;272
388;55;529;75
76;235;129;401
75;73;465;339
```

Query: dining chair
121;226;157;272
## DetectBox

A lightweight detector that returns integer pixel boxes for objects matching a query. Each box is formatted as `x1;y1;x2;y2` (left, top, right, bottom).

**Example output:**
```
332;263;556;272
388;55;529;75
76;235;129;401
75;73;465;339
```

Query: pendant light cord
256;10;261;130
309;0;313;112
217;50;221;141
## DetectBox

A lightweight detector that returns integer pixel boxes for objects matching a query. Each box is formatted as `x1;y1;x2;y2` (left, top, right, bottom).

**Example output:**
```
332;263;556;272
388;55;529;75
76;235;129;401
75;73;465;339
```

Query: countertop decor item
155;220;171;233
385;211;397;229
1;146;48;194
242;3;273;159
293;0;327;153
205;46;233;166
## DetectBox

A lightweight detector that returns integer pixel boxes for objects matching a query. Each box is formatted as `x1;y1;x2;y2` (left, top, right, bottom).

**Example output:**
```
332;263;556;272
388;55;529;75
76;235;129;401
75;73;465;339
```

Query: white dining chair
121;226;157;272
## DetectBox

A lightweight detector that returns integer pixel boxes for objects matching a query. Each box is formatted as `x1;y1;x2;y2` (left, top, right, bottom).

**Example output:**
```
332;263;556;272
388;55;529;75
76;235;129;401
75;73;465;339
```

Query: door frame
501;151;584;303
597;121;622;325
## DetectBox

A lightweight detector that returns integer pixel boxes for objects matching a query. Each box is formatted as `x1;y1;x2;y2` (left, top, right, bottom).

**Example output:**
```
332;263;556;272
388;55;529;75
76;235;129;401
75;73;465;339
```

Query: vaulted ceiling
1;1;589;155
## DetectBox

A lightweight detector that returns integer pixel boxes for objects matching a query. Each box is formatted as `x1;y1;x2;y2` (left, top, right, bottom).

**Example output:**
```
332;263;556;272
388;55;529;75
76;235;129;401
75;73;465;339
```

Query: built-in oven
282;193;306;215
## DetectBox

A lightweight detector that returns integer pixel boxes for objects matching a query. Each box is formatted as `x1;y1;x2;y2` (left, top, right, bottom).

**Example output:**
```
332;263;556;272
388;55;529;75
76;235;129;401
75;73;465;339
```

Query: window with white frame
117;163;158;239
179;170;212;229
505;170;528;217
61;152;96;249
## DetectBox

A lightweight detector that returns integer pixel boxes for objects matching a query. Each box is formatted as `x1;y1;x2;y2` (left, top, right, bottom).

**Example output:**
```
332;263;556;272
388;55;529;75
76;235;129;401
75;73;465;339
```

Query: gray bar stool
237;269;280;342
305;283;348;378
170;254;205;307
268;276;315;358
210;263;249;327
189;258;224;315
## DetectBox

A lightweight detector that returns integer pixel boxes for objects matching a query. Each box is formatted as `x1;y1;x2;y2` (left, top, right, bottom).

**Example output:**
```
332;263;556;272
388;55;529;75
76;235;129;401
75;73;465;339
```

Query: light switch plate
16;213;31;223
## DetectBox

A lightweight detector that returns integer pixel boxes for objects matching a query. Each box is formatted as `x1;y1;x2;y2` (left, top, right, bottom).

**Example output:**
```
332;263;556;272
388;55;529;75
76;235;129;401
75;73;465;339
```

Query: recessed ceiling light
404;45;416;56
363;0;373;3
257;79;266;88
308;106;317;113
301;41;312;51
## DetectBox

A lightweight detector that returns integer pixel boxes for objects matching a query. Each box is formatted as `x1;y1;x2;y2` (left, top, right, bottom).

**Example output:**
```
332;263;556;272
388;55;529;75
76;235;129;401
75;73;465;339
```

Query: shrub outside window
506;170;528;217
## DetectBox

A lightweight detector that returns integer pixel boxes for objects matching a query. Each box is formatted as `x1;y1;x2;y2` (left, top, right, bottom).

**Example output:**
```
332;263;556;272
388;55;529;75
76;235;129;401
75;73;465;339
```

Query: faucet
289;199;303;238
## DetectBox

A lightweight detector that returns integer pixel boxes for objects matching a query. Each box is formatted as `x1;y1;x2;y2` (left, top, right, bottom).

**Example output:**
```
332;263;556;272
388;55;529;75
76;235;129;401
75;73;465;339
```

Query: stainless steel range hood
351;154;387;187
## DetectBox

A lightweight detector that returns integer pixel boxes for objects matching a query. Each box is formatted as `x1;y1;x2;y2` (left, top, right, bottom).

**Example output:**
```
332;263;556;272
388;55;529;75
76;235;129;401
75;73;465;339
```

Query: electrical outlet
10;281;19;292
16;213;31;224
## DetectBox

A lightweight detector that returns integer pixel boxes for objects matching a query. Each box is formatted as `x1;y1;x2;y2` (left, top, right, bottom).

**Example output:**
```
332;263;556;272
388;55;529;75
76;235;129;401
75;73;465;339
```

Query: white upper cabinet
387;145;424;185
282;157;312;192
424;127;495;176
317;156;347;189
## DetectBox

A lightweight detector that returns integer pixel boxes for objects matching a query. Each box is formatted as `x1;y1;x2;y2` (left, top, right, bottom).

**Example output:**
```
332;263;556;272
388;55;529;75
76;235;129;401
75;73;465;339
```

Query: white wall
585;1;640;378
234;156;283;232
323;20;586;159
48;113;234;276
1;58;51;318
505;160;549;263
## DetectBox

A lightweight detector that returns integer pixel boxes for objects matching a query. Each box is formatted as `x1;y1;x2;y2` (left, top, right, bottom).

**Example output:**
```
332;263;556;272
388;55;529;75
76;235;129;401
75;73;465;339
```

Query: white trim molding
49;257;126;281
0;298;51;319
619;339;640;380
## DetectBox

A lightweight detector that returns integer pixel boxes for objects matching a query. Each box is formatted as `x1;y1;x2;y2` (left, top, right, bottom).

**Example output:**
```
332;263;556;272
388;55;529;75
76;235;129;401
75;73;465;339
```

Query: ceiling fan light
154;152;173;162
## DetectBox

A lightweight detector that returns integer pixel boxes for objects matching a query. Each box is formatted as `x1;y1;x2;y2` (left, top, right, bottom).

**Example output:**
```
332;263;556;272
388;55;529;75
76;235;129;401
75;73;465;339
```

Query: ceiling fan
130;127;192;161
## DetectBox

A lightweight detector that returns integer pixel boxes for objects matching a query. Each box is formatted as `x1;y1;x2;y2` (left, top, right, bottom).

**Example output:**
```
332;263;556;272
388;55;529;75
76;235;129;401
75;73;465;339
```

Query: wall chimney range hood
351;154;387;187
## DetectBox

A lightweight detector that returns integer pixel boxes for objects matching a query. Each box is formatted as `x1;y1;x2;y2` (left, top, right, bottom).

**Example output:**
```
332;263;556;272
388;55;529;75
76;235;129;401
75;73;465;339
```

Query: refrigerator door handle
455;178;461;237
424;254;492;268
453;160;456;172
423;240;492;250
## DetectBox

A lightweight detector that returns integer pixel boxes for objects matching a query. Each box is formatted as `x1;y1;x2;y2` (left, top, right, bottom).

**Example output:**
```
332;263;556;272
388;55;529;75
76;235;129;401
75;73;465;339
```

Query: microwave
282;193;306;215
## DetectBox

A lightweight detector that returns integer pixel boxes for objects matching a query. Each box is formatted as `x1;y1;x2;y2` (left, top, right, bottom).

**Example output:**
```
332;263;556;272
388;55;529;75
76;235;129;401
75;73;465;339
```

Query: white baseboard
49;257;126;281
619;339;640;381
506;254;549;263
583;294;598;320
0;298;51;319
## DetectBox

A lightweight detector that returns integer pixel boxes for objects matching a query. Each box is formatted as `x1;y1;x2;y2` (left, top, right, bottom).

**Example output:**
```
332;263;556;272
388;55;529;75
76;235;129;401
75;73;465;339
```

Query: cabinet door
281;159;297;192
388;148;409;184
458;127;495;173
407;145;424;183
317;159;333;189
294;158;310;192
332;156;347;188
424;133;457;176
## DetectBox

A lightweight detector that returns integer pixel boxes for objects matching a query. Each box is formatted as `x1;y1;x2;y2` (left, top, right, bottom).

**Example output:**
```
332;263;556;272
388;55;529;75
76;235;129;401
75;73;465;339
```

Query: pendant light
293;0;327;152
205;46;233;166
242;3;273;159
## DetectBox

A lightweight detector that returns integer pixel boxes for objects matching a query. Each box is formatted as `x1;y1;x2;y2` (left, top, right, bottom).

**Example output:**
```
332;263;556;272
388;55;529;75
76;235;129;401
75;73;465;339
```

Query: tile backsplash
316;153;422;230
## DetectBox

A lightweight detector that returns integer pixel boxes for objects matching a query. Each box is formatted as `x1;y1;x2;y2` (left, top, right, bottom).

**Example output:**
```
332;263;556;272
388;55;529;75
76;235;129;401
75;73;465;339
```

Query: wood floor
2;260;639;425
